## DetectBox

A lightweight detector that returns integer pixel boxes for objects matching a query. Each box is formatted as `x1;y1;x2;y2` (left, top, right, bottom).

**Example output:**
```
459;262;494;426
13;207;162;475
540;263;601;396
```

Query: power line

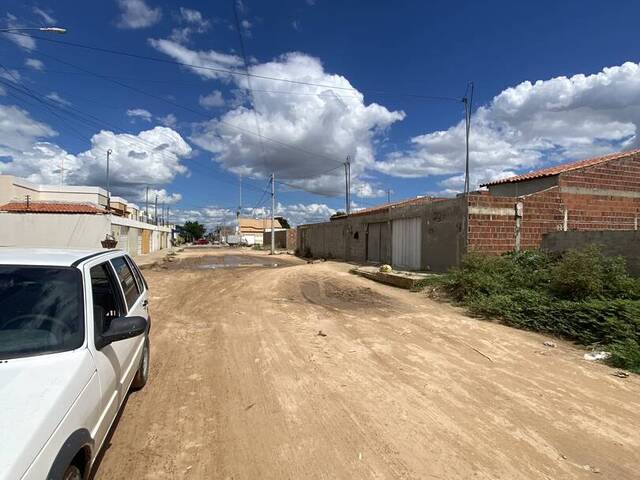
5;32;461;102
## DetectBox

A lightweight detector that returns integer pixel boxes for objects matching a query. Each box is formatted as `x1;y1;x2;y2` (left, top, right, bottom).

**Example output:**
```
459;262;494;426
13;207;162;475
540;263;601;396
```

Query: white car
0;248;151;480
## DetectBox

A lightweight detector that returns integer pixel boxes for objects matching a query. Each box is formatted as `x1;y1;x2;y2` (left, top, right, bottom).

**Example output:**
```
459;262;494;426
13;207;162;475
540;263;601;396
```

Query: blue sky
1;0;640;226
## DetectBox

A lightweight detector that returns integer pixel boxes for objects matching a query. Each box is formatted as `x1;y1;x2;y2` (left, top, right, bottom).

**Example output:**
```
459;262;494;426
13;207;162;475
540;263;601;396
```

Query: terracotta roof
482;148;640;187
0;202;106;214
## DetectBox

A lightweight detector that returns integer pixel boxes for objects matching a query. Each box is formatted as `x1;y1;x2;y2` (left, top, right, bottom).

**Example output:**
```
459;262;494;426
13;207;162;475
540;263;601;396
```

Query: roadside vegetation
416;246;640;373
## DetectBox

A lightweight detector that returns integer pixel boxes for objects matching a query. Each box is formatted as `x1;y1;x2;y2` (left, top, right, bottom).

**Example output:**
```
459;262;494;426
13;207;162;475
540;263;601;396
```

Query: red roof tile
0;202;106;214
482;148;640;187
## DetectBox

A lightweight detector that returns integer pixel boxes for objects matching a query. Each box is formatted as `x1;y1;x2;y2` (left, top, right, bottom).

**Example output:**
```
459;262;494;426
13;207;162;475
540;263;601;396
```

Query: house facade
297;148;640;271
0;175;172;256
238;217;283;245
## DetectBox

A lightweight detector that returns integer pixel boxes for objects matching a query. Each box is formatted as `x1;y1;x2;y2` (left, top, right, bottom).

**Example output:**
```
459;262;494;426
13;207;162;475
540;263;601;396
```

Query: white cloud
126;108;153;121
170;7;211;43
148;46;405;196
3;13;36;50
25;58;44;70
0;105;56;155
32;7;56;24
0;68;21;83
144;188;182;205
292;20;301;32
199;90;225;108
116;0;161;29
147;38;243;79
0;104;191;198
45;92;70;106
157;113;177;128
275;202;335;226
377;61;640;191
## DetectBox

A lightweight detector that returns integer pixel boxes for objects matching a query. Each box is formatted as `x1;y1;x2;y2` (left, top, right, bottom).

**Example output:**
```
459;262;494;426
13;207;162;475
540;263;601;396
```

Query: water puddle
196;255;279;269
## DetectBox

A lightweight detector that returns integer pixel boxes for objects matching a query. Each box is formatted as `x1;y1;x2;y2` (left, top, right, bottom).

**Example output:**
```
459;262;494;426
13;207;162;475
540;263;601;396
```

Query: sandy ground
93;248;640;480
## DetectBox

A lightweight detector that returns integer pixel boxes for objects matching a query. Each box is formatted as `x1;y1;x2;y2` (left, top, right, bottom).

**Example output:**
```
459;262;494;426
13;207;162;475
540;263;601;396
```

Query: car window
90;263;124;337
125;255;146;292
111;256;141;309
0;266;84;360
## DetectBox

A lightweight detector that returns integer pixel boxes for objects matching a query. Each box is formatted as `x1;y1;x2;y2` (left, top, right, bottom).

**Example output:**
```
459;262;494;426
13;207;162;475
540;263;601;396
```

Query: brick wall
468;154;640;255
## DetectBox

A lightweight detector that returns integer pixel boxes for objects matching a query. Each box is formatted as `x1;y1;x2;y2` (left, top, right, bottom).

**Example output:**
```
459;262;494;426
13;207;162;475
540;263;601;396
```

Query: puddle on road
196;255;279;269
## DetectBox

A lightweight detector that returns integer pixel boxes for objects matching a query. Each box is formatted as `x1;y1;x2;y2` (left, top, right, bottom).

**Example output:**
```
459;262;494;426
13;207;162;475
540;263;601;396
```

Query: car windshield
0;266;84;360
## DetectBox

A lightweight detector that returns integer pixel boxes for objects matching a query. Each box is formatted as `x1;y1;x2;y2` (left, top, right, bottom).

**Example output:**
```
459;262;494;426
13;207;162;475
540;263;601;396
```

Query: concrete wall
296;197;466;272
541;230;640;275
0;213;110;248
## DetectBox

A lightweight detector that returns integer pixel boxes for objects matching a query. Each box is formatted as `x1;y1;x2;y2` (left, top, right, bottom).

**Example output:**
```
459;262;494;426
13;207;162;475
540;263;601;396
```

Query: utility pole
387;189;391;204
271;173;275;255
106;149;112;211
344;155;351;215
462;82;474;196
162;202;166;226
154;194;158;226
60;156;64;187
145;186;149;223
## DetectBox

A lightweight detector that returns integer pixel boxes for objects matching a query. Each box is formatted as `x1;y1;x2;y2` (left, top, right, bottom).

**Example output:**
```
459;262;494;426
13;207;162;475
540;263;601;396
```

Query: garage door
392;218;421;270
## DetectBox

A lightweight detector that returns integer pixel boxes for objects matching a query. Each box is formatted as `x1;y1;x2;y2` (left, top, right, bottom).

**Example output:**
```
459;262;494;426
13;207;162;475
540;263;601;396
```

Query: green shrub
424;246;640;373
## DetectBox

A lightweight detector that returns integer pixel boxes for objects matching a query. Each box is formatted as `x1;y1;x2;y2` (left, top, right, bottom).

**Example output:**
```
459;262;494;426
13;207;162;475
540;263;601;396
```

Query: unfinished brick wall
467;153;640;255
467;193;518;253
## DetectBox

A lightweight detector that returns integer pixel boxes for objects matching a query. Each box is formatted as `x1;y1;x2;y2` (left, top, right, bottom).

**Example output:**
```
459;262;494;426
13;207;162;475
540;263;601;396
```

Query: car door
87;260;127;449
88;256;146;449
108;255;147;401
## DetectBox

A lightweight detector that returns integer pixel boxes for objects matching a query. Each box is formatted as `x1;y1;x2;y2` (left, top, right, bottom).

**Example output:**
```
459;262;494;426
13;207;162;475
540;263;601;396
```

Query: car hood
0;349;95;480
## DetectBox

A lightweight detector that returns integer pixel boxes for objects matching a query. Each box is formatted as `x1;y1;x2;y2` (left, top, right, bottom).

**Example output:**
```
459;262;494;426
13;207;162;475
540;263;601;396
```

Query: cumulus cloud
0;104;191;200
144;188;182;205
171;201;335;228
116;0;161;29
3;13;36;50
199;90;225;108
25;58;44;70
127;108;153;121
377;61;640;191
148;43;403;196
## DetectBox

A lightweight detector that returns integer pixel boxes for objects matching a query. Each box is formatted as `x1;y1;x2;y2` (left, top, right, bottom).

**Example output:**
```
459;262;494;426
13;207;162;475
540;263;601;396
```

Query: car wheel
131;337;150;390
61;465;82;480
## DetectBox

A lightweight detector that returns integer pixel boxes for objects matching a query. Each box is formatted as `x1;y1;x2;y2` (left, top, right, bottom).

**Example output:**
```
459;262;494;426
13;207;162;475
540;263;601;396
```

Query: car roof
0;247;123;267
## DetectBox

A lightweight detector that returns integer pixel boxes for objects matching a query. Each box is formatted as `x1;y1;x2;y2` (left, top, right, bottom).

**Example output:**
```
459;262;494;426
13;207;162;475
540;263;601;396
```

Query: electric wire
6;32;461;102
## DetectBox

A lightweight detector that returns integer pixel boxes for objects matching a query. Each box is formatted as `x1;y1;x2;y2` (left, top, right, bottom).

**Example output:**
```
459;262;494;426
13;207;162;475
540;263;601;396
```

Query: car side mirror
96;316;147;350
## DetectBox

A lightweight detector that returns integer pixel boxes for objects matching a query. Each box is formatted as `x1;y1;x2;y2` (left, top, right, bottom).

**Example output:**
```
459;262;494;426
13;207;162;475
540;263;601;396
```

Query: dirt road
94;249;640;479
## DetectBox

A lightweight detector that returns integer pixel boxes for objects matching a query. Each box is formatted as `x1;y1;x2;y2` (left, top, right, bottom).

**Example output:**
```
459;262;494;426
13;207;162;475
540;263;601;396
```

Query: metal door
392;217;422;270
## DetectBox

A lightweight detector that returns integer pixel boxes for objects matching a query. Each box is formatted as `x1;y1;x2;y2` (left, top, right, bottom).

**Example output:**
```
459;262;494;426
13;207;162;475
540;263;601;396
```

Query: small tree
275;216;291;229
180;221;206;241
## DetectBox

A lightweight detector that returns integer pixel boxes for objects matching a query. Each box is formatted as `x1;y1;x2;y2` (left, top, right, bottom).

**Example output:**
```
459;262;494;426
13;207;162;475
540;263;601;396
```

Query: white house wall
0;213;110;248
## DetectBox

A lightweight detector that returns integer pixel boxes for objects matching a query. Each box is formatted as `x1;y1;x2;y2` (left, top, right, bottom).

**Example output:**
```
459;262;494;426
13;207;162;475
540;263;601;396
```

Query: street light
0;27;67;34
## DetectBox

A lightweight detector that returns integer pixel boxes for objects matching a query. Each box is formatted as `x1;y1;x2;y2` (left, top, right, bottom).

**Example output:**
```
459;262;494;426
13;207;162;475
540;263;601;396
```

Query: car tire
131;337;150;390
61;464;82;480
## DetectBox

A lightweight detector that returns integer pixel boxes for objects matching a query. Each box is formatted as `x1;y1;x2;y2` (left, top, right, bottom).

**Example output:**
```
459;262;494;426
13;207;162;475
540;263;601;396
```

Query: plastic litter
583;351;611;361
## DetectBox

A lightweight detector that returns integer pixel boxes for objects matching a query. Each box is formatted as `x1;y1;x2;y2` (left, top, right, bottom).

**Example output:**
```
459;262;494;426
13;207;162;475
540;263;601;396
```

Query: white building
0;175;172;256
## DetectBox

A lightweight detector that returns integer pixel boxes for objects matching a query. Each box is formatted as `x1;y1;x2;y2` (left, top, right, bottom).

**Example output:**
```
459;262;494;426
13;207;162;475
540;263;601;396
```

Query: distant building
298;148;640;271
0;175;171;256
238;217;283;245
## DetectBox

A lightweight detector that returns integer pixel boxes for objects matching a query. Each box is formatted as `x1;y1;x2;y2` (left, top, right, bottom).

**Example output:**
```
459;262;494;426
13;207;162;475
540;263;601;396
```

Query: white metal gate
392;218;421;270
